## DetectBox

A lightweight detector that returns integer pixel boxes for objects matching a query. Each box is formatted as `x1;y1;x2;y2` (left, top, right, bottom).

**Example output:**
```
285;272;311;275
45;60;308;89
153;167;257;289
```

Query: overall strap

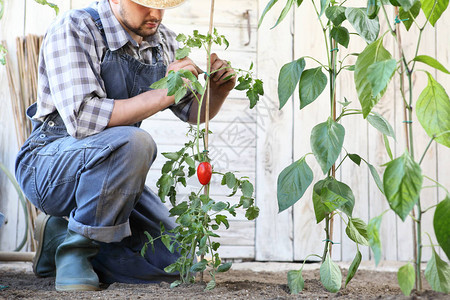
84;6;107;45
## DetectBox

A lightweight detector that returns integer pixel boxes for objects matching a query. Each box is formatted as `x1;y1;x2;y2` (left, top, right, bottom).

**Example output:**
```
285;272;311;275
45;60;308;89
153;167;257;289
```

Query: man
15;0;236;291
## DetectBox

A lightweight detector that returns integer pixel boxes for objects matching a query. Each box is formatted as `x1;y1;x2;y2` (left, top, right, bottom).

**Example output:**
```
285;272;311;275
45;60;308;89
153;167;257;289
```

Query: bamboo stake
204;0;215;151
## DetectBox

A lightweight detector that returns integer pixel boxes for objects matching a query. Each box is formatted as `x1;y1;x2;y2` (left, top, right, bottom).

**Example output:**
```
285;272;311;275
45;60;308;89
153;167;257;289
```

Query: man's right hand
166;57;203;78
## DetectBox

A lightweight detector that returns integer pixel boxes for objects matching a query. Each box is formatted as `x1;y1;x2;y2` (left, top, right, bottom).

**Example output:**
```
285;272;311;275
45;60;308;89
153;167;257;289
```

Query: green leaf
0;0;4;20
175;46;191;59
170;280;182;288
167;71;184;96
311;118;345;174
313;177;355;222
34;0;59;15
320;0;332;17
241;180;254;198
150;76;168;90
434;196;450;260
190;259;208;272
416;72;450;148
272;0;296;29
245;206;260;220
355;37;393;117
235;77;251;90
278;58;306;109
299;67;328;109
277;156;314;212
421;0;449;27
399;1;421;31
287;269;305;294
320;252;342;293
157;174;174;201
367;215;383;266
398;0;417;11
348;153;361;166
162;151;181;161
212;201;228;212
398;263;415;296
169;201;189;216
206;280;216;290
330;26;350;48
258;0;278;28
345;250;362;287
367;112;396;139
367;59;397;97
413;55;450;74
217;262;232;272
222;172;237;189
346;218;369;246
367;162;385;194
383;151;423;221
345;7;380;44
325;5;347;26
424;248;450;293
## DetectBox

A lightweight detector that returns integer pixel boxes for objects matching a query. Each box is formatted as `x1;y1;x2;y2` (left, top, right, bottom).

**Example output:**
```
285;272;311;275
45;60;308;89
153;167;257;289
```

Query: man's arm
108;57;201;127
188;53;237;124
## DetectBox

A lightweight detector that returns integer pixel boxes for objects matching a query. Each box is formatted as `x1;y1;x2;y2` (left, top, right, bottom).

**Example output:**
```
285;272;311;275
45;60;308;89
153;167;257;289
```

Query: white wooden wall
1;0;449;264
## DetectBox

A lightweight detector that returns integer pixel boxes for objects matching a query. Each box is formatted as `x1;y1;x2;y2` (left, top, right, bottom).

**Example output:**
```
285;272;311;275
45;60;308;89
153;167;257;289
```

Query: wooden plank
0;0;26;251
254;0;294;261
212;221;255;246
217;246;254;259
292;0;333;261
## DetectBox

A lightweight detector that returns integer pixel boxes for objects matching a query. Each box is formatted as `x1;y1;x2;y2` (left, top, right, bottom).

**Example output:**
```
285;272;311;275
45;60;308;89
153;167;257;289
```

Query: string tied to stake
322;239;340;245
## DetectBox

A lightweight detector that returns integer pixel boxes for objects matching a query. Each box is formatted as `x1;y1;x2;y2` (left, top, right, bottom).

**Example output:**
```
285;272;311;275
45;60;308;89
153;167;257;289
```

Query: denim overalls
15;7;180;284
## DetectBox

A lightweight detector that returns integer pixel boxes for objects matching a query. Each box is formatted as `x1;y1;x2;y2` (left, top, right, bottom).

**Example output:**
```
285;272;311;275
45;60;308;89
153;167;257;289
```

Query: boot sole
55;284;101;291
32;213;52;277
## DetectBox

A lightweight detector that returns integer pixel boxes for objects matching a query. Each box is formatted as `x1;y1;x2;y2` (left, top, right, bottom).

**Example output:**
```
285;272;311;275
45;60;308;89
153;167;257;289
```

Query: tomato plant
142;28;262;289
259;0;449;295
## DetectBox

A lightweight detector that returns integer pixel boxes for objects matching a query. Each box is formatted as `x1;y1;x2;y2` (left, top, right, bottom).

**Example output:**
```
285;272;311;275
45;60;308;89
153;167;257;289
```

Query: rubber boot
33;213;68;277
55;230;101;291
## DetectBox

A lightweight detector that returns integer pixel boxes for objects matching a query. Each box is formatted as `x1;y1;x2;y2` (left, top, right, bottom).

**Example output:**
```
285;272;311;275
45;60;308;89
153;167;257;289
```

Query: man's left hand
208;53;236;95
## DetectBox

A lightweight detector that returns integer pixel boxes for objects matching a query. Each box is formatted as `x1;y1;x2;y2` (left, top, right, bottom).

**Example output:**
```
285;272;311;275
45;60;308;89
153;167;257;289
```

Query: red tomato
197;162;212;185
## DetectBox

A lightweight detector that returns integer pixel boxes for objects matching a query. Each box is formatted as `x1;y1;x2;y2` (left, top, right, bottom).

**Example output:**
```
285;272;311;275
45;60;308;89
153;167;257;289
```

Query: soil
0;263;448;299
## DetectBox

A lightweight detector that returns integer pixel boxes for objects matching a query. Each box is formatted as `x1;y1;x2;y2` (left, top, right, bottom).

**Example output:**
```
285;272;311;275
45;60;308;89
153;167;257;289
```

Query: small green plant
259;0;449;295
141;29;262;289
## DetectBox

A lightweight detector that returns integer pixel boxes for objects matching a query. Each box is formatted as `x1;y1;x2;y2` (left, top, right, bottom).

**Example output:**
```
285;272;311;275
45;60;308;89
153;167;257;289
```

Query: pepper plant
141;29;262;290
259;0;449;295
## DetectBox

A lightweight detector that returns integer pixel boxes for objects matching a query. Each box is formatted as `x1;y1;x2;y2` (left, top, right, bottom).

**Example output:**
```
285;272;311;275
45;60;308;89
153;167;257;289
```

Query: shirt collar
97;0;163;51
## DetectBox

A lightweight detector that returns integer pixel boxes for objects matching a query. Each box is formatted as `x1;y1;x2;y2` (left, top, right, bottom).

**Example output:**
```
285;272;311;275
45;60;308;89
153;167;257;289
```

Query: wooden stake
204;0;215;151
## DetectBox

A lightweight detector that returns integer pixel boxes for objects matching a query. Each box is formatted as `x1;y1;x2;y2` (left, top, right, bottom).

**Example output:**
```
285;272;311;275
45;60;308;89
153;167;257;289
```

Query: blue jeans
16;106;179;283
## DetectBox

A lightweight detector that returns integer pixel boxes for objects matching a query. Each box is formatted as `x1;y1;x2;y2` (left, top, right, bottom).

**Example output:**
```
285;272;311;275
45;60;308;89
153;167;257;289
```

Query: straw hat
131;0;187;9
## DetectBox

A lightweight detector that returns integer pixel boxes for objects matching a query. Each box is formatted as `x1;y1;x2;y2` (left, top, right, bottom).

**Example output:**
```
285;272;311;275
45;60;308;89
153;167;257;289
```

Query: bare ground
0;262;448;299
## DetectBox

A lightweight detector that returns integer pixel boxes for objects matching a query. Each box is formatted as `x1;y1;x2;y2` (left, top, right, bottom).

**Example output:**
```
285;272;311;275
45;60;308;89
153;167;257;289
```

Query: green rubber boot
55;230;101;291
33;214;68;277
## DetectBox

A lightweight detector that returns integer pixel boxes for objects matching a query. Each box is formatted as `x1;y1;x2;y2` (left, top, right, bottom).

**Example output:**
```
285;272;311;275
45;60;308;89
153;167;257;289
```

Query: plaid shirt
33;0;193;138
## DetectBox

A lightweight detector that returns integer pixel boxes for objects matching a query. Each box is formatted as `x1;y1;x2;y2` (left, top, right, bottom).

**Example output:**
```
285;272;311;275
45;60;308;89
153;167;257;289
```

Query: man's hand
167;56;202;77
208;53;236;95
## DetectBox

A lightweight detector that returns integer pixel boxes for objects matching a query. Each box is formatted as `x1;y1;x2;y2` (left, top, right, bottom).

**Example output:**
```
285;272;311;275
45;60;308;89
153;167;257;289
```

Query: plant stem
321;214;331;263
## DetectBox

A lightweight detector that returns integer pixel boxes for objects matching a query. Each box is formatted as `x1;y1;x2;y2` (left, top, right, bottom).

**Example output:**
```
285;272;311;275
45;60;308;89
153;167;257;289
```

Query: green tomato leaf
175;46;191;59
278;58;306;109
157;174;174;201
325;5;347;26
424;248;450;293
34;0;59;15
287;269;305;294
222;172;237;189
345;7;380;44
346;218;369;246
311;118;345;174
355;37;393;117
383;151;423;221
398;263;415;296
299;67;328;109
320;253;342;293
212;201;228;212
245;206;260;220
399;1;421;31
150;76;168;90
367;59;397;97
367;111;396;139
421;0;449;27
169;201;189;216
416;72;450;148
190;259;208;272
434;196;450;260
413;55;450;74
167;71;184;96
367;215;383;266
345;250;362;287
277;156;313;212
330;26;350;48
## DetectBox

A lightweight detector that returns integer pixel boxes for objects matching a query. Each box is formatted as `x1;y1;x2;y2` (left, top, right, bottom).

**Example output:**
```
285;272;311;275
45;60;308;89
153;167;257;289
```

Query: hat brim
130;0;186;9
